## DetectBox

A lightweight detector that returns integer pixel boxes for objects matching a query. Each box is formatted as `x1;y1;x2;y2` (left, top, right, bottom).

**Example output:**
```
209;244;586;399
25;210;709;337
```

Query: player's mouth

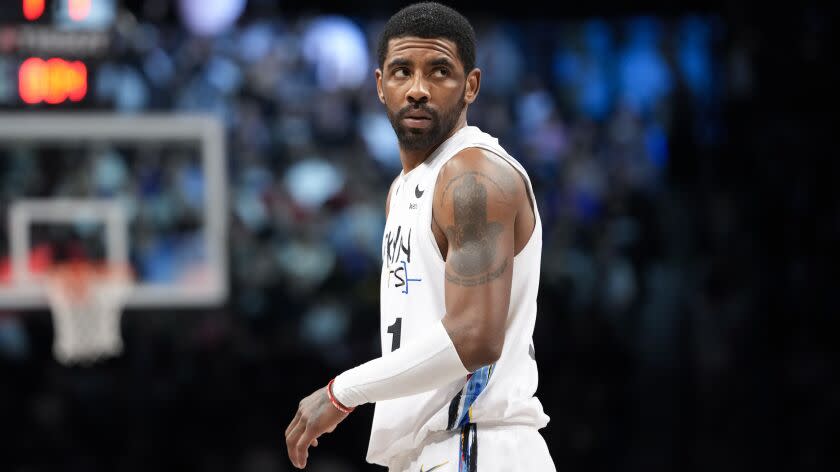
402;112;433;129
402;107;432;128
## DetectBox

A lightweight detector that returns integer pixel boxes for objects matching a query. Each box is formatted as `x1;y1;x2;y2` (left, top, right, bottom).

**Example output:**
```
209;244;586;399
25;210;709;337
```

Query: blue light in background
678;16;715;100
284;158;345;210
617;17;673;116
301;16;370;92
177;0;247;37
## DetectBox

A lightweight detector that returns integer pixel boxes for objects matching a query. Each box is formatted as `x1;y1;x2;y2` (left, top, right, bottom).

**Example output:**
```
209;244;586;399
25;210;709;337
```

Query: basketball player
285;3;555;470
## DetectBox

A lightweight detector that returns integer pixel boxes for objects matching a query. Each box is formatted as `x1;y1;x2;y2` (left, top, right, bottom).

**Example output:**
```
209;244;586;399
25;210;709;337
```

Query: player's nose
406;76;430;104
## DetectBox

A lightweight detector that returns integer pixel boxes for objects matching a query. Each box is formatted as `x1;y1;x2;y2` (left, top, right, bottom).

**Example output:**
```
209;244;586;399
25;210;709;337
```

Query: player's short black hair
377;2;477;73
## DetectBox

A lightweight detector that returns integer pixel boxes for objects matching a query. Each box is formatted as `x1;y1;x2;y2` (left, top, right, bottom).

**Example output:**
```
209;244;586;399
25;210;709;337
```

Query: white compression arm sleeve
331;321;470;408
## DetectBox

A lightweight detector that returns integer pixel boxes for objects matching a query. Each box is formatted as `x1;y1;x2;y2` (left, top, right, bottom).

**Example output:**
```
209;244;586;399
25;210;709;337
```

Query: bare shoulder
433;147;525;214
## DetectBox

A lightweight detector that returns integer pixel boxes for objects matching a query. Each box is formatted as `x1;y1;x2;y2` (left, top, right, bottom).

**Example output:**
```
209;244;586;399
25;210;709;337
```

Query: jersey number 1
387;317;402;351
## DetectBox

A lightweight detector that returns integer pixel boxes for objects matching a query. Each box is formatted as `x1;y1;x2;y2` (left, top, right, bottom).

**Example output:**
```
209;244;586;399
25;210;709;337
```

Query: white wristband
331;321;470;408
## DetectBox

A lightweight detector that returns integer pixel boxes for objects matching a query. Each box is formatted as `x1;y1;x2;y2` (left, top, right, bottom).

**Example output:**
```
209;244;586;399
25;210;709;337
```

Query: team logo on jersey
415;184;425;198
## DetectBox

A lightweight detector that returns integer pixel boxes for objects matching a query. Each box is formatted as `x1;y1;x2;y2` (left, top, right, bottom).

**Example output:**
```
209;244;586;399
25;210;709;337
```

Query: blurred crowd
1;5;834;472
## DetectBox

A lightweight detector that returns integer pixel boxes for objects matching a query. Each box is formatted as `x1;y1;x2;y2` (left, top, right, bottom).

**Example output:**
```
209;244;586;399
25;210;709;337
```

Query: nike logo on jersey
421;461;448;472
415;184;425;198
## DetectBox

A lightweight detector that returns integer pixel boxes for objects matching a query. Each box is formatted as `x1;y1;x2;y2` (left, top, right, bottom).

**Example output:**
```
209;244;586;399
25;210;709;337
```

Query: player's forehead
384;36;462;68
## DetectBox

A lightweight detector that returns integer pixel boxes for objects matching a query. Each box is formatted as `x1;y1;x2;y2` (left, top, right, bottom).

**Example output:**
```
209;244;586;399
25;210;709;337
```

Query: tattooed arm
434;148;524;372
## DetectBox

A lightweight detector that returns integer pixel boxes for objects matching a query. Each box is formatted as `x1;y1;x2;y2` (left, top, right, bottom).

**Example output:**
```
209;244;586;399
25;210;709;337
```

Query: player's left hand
285;385;349;469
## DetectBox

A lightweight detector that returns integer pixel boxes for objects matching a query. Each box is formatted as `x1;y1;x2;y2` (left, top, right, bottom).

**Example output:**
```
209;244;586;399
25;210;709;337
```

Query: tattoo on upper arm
443;173;508;286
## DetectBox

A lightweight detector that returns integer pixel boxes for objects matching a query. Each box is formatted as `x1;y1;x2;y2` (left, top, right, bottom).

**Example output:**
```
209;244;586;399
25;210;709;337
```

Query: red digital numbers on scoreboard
18;57;88;104
23;0;46;21
23;0;93;22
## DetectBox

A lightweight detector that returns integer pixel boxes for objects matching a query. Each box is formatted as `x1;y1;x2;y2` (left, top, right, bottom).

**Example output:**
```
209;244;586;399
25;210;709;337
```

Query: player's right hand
285;385;350;469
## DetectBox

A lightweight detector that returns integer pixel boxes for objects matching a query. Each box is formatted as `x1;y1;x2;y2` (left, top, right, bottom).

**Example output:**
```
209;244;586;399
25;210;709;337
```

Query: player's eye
433;68;449;77
393;68;409;78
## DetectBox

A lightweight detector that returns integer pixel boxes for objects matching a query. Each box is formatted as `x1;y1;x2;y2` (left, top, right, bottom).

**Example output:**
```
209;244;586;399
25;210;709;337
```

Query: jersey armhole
385;175;400;220
428;169;448;263
475;146;540;251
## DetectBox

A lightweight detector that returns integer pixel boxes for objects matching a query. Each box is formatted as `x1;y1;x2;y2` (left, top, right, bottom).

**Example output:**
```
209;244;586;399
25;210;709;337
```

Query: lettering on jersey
408;202;418;210
384;225;411;265
384;225;422;293
388;260;422;294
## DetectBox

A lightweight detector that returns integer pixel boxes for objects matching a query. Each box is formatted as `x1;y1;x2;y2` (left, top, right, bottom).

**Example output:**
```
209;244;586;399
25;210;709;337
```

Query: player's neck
398;118;467;174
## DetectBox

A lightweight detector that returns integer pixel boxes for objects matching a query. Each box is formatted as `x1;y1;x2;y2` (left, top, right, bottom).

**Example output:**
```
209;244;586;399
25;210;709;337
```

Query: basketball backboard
0;113;228;308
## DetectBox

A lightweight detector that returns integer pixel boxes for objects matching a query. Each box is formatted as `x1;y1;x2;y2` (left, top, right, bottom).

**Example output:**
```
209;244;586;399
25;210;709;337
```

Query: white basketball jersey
367;125;550;466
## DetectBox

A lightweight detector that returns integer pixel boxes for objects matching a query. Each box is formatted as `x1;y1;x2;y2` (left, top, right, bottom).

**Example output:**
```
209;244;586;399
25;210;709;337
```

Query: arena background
0;0;833;471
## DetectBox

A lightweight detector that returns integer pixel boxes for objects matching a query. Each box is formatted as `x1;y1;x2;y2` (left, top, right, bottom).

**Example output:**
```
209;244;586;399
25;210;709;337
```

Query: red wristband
327;378;355;414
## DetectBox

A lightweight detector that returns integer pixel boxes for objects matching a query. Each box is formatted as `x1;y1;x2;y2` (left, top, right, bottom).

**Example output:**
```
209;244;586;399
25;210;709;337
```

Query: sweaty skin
284;36;535;469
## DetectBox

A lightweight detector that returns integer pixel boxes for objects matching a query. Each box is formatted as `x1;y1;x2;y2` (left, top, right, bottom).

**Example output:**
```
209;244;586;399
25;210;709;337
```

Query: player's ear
465;68;480;105
375;69;386;104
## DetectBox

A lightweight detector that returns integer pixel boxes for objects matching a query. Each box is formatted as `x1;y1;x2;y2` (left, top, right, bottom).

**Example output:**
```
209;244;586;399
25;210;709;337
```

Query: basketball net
45;262;132;365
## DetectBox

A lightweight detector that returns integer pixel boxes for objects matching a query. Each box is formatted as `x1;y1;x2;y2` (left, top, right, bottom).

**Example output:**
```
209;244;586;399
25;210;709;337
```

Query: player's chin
407;128;430;136
400;123;431;134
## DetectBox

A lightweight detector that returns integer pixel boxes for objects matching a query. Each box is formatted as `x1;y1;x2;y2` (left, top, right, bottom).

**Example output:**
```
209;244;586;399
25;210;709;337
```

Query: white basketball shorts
387;424;556;472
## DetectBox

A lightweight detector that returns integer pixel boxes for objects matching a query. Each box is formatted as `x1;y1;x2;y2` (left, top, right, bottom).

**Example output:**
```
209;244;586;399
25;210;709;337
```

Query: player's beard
386;88;466;152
